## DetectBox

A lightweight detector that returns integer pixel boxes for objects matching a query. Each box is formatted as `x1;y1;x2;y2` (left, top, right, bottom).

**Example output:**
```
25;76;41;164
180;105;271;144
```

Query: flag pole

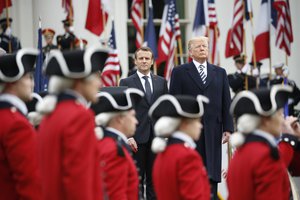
268;14;273;86
206;26;211;63
5;0;11;53
177;37;184;65
102;3;107;47
69;0;74;50
214;26;219;65
242;1;249;90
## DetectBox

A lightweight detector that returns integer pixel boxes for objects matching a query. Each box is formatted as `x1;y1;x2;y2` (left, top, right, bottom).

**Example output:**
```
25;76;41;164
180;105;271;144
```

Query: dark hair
134;47;154;60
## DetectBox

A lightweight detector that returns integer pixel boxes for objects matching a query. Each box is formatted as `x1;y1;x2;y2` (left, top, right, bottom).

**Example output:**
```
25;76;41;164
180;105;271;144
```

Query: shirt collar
106;127;128;144
253;129;278;147
172;131;197;149
0;93;28;115
137;70;151;80
193;60;207;69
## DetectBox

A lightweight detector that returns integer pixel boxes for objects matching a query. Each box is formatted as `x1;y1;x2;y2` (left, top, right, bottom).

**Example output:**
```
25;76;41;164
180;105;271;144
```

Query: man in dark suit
169;36;234;200
120;47;168;200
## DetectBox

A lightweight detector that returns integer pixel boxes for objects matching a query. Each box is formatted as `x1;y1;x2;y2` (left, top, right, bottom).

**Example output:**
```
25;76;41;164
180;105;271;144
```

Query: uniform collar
106;127;128;144
253;129;278;147
63;89;89;107
0;93;28;115
172;131;197;149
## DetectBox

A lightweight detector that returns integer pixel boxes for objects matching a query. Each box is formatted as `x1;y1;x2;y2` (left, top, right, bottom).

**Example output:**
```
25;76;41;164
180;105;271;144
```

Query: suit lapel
133;73;144;92
204;63;216;89
150;74;160;103
186;62;205;90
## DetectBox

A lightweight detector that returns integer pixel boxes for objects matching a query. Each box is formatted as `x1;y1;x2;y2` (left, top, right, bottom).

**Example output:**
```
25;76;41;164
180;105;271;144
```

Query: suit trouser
133;141;156;200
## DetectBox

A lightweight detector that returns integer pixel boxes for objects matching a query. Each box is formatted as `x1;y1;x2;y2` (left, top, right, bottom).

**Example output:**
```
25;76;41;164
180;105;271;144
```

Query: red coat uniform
97;129;139;200
0;100;41;200
153;137;210;200
227;134;290;200
38;94;102;200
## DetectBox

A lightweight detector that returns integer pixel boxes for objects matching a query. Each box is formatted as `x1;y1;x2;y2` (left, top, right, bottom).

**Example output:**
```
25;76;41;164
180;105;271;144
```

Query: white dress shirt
193;60;207;77
137;70;153;93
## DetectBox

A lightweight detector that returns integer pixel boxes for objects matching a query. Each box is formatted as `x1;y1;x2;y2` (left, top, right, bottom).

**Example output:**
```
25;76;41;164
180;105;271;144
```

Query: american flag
225;0;244;58
157;0;181;81
274;0;293;56
101;21;121;87
131;0;143;49
62;0;73;20
207;0;219;65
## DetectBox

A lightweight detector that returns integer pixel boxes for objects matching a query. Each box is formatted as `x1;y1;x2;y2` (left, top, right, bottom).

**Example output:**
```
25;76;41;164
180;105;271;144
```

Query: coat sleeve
178;153;210;200
62;111;99;200
169;67;182;95
221;69;234;132
4;118;41;200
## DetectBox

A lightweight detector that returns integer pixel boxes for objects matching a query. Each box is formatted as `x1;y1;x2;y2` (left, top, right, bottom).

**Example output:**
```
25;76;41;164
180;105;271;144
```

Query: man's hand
222;131;231;144
127;137;138;153
282;116;300;137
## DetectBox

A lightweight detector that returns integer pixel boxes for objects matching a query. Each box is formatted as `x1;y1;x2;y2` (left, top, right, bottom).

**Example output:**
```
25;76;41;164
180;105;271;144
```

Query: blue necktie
143;76;152;103
198;65;207;84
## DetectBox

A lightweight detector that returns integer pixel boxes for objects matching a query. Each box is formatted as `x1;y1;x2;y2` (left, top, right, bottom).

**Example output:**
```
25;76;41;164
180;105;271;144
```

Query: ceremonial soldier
270;63;300;116
91;87;144;200
0;18;21;53
227;85;293;200
56;19;77;51
0;48;41;199
227;54;257;93
37;46;108;200
42;28;57;54
150;94;211;200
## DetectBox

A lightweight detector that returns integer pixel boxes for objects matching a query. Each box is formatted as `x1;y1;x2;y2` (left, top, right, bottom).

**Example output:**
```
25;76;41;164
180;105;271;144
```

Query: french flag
253;0;270;61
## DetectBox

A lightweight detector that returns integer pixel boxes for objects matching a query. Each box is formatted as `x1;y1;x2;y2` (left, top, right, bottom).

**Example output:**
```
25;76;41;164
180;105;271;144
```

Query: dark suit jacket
120;73;168;144
169;62;234;182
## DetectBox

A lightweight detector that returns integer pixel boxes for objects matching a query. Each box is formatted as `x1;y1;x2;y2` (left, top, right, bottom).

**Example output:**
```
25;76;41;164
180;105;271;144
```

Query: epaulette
280;133;300;151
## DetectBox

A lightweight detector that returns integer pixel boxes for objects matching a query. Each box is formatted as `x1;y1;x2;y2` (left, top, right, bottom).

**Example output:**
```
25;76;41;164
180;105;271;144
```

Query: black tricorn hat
230;85;293;118
62;19;73;26
233;54;246;63
91;87;144;114
0;18;12;26
149;94;209;120
44;46;108;78
0;48;39;83
249;61;263;67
